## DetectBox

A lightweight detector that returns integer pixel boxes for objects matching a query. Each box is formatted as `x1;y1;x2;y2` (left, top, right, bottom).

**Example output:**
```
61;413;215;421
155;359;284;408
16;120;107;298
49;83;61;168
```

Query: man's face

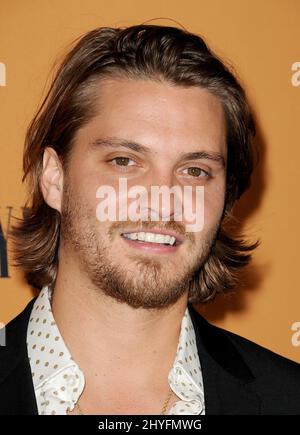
60;78;227;310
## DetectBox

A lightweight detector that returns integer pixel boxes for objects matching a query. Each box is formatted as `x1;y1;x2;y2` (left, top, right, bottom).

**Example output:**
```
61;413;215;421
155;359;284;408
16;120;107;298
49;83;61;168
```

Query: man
1;24;299;415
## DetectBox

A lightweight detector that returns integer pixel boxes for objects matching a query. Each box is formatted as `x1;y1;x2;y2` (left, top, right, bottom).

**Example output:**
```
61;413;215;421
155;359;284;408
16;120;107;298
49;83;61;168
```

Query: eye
182;167;211;178
109;157;136;167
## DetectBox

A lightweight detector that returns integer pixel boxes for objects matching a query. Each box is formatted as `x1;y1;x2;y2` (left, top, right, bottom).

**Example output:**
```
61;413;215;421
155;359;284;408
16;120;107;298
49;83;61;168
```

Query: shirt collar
27;285;204;414
167;307;205;414
27;286;85;413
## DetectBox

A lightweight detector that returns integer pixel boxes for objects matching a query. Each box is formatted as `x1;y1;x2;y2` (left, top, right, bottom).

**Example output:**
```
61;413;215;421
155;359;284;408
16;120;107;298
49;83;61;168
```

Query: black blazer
0;298;300;415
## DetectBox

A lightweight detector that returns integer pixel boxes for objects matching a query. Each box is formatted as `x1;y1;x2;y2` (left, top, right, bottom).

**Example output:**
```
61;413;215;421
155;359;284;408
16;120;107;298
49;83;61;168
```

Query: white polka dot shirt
27;286;205;415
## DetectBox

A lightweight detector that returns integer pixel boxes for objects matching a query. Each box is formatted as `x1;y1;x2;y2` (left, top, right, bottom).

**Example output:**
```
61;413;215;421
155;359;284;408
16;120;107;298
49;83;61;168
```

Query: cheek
69;163;118;213
189;188;224;248
204;184;226;230
182;181;225;235
193;178;225;238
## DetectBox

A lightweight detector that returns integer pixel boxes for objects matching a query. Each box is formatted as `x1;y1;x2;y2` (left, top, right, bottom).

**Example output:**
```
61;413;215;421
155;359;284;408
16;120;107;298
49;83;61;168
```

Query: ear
40;147;64;213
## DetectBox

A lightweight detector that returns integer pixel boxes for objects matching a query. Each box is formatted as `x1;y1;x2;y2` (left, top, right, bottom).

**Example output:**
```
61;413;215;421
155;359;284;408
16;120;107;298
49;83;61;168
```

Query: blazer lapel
0;298;38;415
188;303;261;415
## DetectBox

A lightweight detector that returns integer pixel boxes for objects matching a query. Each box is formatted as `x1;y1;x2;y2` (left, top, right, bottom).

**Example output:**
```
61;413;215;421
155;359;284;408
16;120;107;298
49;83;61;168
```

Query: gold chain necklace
74;387;173;415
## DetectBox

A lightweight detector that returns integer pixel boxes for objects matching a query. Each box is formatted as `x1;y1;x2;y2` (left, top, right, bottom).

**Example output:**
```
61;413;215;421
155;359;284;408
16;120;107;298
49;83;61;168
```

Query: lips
121;228;184;246
121;235;180;253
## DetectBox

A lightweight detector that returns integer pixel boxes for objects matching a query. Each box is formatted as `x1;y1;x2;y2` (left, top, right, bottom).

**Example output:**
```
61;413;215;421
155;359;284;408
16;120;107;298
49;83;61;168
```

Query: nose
142;170;183;221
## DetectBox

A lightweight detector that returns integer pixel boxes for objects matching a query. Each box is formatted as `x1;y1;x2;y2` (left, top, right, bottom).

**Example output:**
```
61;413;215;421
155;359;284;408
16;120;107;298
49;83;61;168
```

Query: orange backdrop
0;0;299;363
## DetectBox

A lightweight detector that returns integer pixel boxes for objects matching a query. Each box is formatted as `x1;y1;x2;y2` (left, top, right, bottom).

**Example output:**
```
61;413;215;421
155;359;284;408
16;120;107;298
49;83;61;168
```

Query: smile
120;231;183;253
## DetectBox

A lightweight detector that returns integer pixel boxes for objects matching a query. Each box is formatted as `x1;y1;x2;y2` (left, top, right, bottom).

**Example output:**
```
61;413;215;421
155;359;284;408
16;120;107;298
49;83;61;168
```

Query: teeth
137;232;145;241
145;233;153;242
123;232;176;246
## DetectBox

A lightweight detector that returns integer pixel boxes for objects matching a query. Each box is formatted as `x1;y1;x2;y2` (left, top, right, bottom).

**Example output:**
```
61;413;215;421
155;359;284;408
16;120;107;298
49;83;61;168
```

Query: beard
60;181;220;310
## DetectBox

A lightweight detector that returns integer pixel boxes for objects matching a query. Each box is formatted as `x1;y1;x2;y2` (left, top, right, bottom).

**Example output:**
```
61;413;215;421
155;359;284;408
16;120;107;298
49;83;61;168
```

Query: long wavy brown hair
11;24;259;303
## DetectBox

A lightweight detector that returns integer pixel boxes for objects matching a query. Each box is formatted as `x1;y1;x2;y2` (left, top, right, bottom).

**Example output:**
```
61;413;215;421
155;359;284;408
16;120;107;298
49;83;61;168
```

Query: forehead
75;77;227;157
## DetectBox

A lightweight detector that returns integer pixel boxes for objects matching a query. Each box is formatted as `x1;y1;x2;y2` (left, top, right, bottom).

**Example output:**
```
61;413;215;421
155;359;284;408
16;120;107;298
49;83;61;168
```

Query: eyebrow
90;137;153;154
89;137;226;168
